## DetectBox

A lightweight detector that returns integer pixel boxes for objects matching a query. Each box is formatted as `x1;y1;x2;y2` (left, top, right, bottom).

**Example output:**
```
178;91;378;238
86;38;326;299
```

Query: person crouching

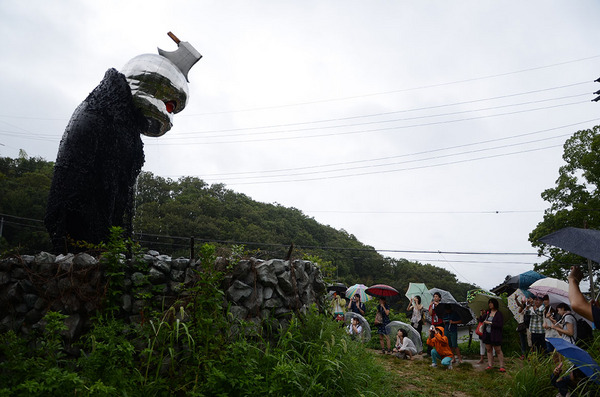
427;325;454;369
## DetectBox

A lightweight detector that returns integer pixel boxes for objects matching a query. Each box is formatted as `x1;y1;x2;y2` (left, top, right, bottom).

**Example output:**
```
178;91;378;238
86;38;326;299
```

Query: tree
529;125;600;281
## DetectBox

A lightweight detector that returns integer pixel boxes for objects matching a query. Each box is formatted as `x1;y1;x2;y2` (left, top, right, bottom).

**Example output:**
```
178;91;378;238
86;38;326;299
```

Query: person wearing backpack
545;303;576;344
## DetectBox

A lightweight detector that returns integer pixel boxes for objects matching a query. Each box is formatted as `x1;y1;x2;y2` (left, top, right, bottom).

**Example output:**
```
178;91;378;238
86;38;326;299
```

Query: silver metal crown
158;32;202;82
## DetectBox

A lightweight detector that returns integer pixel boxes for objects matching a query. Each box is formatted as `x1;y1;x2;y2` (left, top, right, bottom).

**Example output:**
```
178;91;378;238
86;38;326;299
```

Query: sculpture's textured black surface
45;68;146;252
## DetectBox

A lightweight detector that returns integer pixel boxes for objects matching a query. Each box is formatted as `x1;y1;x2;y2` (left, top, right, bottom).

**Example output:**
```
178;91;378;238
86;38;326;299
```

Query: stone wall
0;251;327;340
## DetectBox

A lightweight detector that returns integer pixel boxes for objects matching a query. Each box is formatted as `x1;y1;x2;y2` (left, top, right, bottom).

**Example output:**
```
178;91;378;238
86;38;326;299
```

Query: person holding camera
515;294;533;359
427;292;443;356
426;325;454;369
528;295;546;354
347;317;363;340
407;295;424;335
347;293;366;316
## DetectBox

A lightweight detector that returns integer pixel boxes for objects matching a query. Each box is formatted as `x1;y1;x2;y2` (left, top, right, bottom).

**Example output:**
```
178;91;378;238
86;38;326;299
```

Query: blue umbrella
506;270;546;290
547;337;600;384
539;227;600;264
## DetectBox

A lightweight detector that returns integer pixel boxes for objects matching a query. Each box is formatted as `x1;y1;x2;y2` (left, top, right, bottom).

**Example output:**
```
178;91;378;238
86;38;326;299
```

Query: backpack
565;313;594;346
576;317;594;346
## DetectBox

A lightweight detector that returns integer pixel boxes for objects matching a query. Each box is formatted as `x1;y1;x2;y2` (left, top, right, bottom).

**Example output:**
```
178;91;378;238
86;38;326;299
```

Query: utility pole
590;78;600;297
584;221;595;298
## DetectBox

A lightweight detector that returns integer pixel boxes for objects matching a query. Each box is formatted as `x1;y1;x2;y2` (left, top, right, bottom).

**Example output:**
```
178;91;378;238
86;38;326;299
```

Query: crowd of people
331;265;599;396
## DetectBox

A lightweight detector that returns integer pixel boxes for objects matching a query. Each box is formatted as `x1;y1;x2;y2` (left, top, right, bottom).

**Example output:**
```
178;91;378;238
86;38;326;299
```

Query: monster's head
121;32;202;137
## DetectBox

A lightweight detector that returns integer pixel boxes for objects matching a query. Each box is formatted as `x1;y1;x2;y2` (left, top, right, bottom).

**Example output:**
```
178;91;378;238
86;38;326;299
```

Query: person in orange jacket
427;325;454;369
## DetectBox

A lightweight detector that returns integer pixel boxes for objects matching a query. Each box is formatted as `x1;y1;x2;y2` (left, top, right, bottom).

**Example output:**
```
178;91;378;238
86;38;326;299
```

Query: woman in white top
547;303;577;344
407;295;424;335
542;295;560;351
392;328;417;360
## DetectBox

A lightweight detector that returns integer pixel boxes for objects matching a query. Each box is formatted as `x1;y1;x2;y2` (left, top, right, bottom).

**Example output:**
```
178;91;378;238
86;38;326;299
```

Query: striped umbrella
366;284;400;298
345;283;372;302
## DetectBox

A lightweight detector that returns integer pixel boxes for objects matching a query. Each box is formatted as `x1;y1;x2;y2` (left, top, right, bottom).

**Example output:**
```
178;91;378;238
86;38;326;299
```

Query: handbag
374;311;383;325
516;322;527;333
475;321;485;336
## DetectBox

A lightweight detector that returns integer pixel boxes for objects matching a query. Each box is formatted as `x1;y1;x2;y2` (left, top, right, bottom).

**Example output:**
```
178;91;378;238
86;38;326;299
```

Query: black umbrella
434;302;474;326
327;282;347;294
539;227;600;263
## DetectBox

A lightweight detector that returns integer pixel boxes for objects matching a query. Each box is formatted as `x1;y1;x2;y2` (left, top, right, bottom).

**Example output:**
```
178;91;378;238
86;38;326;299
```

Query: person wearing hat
528;295;546;354
427;325;454;369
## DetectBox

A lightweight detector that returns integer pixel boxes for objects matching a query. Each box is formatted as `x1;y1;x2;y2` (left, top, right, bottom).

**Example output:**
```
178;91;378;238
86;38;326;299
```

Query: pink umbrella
528;277;568;298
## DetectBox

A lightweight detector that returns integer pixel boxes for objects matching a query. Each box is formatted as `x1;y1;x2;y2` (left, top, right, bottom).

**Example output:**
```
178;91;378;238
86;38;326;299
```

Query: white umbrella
386;321;423;352
344;312;371;342
428;288;457;304
528;278;593;326
528;277;569;298
508;288;531;321
543;292;593;326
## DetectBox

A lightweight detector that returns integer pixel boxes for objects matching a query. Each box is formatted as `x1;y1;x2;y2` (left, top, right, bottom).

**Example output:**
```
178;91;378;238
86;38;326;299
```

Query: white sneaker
431;363;437;367
447;364;453;370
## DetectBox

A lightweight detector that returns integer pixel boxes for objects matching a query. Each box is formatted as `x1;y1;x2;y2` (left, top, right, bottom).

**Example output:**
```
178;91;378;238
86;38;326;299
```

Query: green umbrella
468;293;512;324
405;283;432;308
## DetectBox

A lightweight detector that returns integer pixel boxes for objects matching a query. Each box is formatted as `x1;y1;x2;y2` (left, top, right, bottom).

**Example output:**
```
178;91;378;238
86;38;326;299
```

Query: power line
147;100;590;145
305;210;542;215
180;55;600;115
185;119;599;178
153;97;590;142
177;83;590;132
201;133;570;182
1;212;539;257
206;144;563;185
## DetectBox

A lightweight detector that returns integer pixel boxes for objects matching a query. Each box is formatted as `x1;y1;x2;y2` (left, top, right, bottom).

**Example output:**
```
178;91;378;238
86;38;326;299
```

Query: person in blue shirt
442;305;462;364
347;293;366;316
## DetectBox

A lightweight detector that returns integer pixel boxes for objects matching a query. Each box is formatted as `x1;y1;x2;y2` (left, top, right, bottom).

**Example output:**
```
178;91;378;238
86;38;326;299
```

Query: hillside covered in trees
0;154;476;301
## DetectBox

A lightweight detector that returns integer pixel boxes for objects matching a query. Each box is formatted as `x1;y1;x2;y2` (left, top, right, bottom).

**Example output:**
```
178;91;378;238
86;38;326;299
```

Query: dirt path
372;349;495;371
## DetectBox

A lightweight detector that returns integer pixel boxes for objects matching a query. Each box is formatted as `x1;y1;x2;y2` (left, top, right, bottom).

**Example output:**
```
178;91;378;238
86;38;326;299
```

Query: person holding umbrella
375;297;392;354
407;295;424;336
347;293;366;316
528;295;546;354
393;328;417;360
347;317;363;339
427;292;443;356
514;293;533;359
443;305;463;364
569;265;600;327
551;361;585;397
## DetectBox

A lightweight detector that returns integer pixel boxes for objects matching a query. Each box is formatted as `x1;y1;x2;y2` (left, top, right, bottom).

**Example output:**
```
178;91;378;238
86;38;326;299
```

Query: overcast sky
1;1;599;291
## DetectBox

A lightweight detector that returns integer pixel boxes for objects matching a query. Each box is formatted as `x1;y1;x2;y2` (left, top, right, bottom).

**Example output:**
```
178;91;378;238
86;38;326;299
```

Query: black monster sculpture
45;33;201;253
